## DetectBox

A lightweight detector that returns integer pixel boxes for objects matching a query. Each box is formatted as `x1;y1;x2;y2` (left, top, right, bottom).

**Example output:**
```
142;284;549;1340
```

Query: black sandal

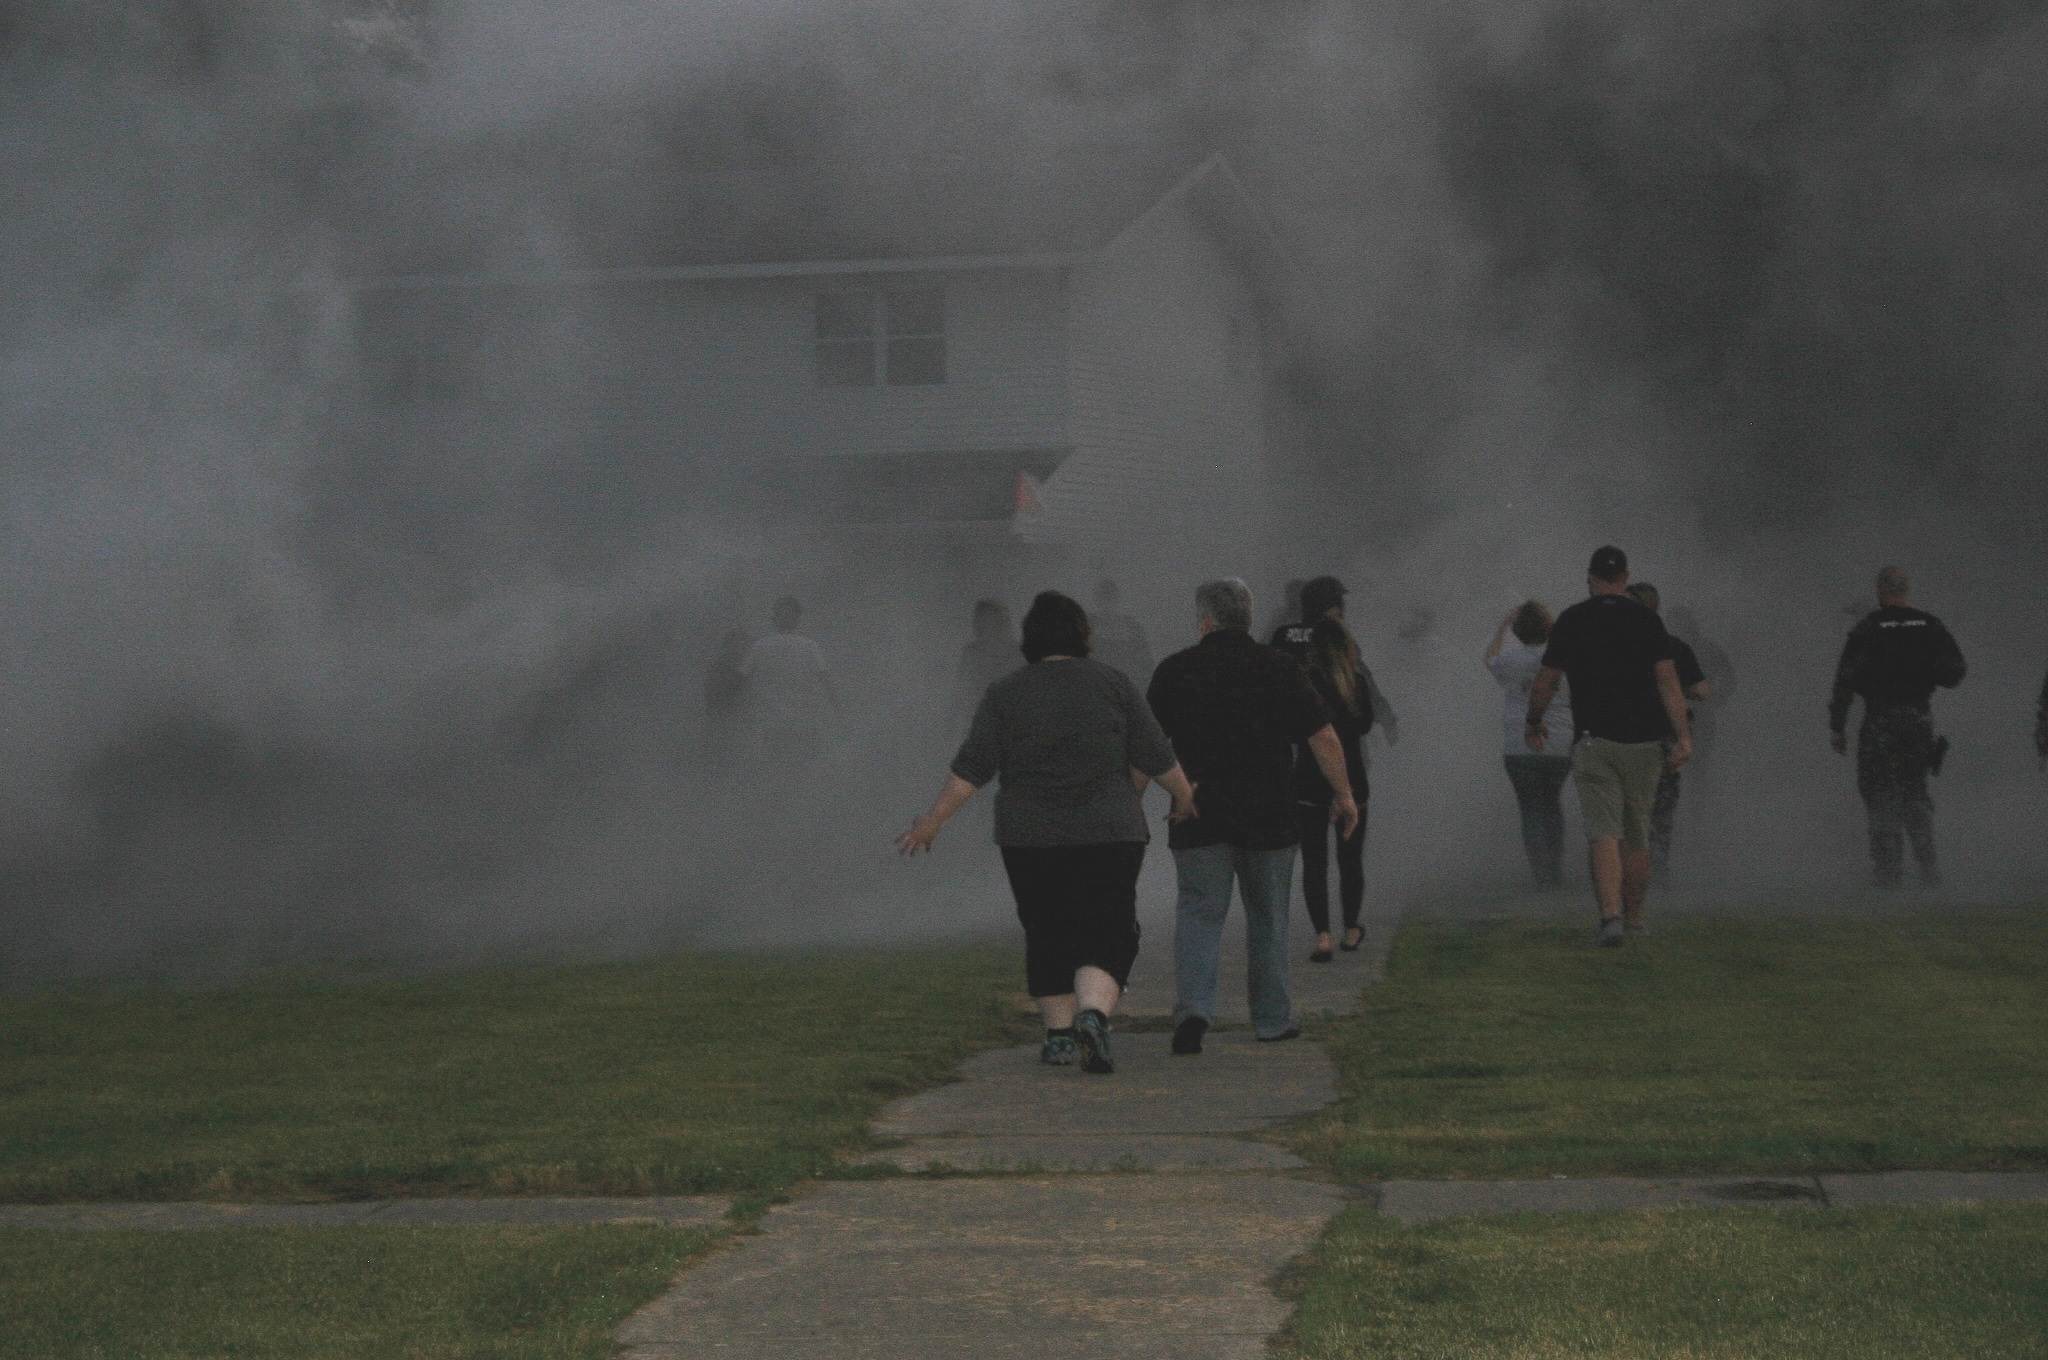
1340;928;1365;952
1309;945;1334;963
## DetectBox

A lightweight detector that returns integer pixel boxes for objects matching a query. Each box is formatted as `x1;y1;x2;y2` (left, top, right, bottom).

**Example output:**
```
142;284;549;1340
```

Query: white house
347;153;1303;601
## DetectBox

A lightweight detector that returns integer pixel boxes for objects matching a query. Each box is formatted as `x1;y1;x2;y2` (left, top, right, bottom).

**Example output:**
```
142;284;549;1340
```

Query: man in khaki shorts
1524;547;1692;945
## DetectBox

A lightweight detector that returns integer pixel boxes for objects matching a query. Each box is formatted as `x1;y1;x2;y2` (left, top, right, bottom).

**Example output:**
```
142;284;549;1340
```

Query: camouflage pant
1856;705;1936;884
1649;764;1680;883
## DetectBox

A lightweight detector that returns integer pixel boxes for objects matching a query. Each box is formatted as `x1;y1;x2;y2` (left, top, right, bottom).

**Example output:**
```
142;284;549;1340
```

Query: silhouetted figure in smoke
1665;606;1736;761
1087;579;1153;686
739;597;836;765
898;592;1195;1076
1262;578;1305;641
949;600;1017;734
1486;600;1575;888
1829;567;1966;888
2036;665;2048;767
1627;583;1709;885
1525;547;1692;945
1149;579;1358;1054
702;627;752;758
1270;576;1378;960
1396;605;1442;662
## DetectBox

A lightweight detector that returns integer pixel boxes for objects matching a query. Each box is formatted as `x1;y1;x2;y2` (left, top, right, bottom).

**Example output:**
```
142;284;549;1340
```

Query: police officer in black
1829;567;1966;887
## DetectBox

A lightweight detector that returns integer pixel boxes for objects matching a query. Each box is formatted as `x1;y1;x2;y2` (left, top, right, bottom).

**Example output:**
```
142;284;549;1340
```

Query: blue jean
1171;842;1298;1038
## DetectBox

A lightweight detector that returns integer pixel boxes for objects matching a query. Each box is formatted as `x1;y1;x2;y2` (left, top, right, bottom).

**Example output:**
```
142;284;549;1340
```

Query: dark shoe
1340;927;1365;952
1040;1033;1077;1066
1171;1015;1208;1056
1598;917;1625;947
1256;1024;1302;1043
1309;945;1334;964
1074;1009;1115;1074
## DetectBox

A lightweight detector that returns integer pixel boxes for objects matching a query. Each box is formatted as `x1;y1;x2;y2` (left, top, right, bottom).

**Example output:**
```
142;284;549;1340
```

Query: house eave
350;251;1088;293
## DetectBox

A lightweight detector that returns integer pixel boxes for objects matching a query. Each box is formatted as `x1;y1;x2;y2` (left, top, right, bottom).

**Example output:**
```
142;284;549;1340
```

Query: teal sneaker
1073;1009;1115;1075
1040;1033;1077;1066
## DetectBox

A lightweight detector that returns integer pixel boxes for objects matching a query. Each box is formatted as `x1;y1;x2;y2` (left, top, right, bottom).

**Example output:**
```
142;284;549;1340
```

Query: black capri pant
998;842;1146;998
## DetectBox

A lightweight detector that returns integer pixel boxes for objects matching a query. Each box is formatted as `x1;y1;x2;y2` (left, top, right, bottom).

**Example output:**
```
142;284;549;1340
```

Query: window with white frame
814;285;946;387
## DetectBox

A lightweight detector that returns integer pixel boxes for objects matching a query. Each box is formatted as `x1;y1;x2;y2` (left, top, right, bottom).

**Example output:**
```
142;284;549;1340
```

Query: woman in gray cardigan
898;591;1195;1076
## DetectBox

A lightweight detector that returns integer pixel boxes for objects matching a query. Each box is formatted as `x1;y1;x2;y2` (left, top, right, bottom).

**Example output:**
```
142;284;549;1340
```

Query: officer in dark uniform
1828;567;1966;887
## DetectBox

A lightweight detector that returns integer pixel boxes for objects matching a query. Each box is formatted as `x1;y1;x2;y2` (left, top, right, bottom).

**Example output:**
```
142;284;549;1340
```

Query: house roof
354;151;1294;293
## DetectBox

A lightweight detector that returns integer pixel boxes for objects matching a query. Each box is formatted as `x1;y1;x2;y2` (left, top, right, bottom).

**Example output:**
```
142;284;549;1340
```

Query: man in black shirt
1627;583;1710;884
1525;547;1692;945
1148;579;1359;1052
1829;567;1966;887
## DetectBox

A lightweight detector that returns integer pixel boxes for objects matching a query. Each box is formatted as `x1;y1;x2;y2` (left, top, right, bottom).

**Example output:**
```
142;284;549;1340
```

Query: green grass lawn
0;1224;719;1360
1296;905;2048;1179
1284;1202;2048;1359
0;944;1017;1202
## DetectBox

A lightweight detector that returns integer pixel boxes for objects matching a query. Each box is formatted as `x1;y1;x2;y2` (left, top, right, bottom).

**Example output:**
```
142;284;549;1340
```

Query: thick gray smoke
2;1;2044;986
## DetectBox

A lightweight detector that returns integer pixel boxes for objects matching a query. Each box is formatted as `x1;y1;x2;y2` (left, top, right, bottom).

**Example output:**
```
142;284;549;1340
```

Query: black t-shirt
1540;594;1672;744
1147;629;1331;850
1270;620;1371;801
1665;634;1705;736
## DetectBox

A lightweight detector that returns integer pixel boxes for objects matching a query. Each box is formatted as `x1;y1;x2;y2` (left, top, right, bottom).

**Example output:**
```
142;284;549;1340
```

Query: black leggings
1297;795;1366;935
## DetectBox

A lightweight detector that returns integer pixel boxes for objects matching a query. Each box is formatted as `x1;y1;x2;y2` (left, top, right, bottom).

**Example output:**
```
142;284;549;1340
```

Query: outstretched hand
895;817;941;856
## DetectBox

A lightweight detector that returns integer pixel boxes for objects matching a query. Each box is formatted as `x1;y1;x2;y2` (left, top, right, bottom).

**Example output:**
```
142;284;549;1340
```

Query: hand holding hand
1666;735;1693;770
1168;784;1200;824
1524;723;1546;753
1830;730;1848;756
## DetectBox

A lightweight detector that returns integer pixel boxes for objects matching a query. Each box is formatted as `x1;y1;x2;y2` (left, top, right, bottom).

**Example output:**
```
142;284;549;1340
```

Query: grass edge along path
1291;905;2048;1181
0;1222;723;1360
1280;1200;2048;1360
0;942;1021;1204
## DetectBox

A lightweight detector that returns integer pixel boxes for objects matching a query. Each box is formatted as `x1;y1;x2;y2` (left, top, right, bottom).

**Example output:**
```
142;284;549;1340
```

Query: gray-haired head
1195;578;1253;633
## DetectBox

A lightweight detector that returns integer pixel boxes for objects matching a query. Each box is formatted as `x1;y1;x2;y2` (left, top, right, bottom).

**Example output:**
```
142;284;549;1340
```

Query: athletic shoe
1073;1009;1115;1075
1256;1024;1302;1043
1171;1015;1208;1056
1040;1034;1077;1066
1598;917;1625;947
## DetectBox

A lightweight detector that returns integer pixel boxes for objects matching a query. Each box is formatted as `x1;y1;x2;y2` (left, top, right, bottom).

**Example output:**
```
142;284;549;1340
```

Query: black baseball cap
1588;546;1628;581
1300;576;1347;618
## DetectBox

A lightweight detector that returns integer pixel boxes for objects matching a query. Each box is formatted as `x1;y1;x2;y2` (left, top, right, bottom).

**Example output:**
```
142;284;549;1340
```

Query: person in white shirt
1485;601;1576;887
739;597;836;763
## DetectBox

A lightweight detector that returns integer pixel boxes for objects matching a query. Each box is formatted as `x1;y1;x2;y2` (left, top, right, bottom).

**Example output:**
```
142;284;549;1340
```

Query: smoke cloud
2;0;2044;986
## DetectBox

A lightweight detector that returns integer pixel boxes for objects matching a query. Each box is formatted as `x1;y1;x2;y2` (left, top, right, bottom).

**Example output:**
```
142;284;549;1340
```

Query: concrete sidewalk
611;909;1393;1360
1375;1171;2048;1223
0;1195;730;1231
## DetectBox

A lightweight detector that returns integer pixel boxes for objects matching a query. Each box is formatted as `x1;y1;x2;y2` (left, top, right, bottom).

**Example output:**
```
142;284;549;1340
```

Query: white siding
1026;195;1273;579
592;269;1070;462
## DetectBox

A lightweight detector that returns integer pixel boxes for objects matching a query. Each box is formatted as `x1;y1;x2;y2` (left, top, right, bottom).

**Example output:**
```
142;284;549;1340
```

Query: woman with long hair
1270;576;1378;961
